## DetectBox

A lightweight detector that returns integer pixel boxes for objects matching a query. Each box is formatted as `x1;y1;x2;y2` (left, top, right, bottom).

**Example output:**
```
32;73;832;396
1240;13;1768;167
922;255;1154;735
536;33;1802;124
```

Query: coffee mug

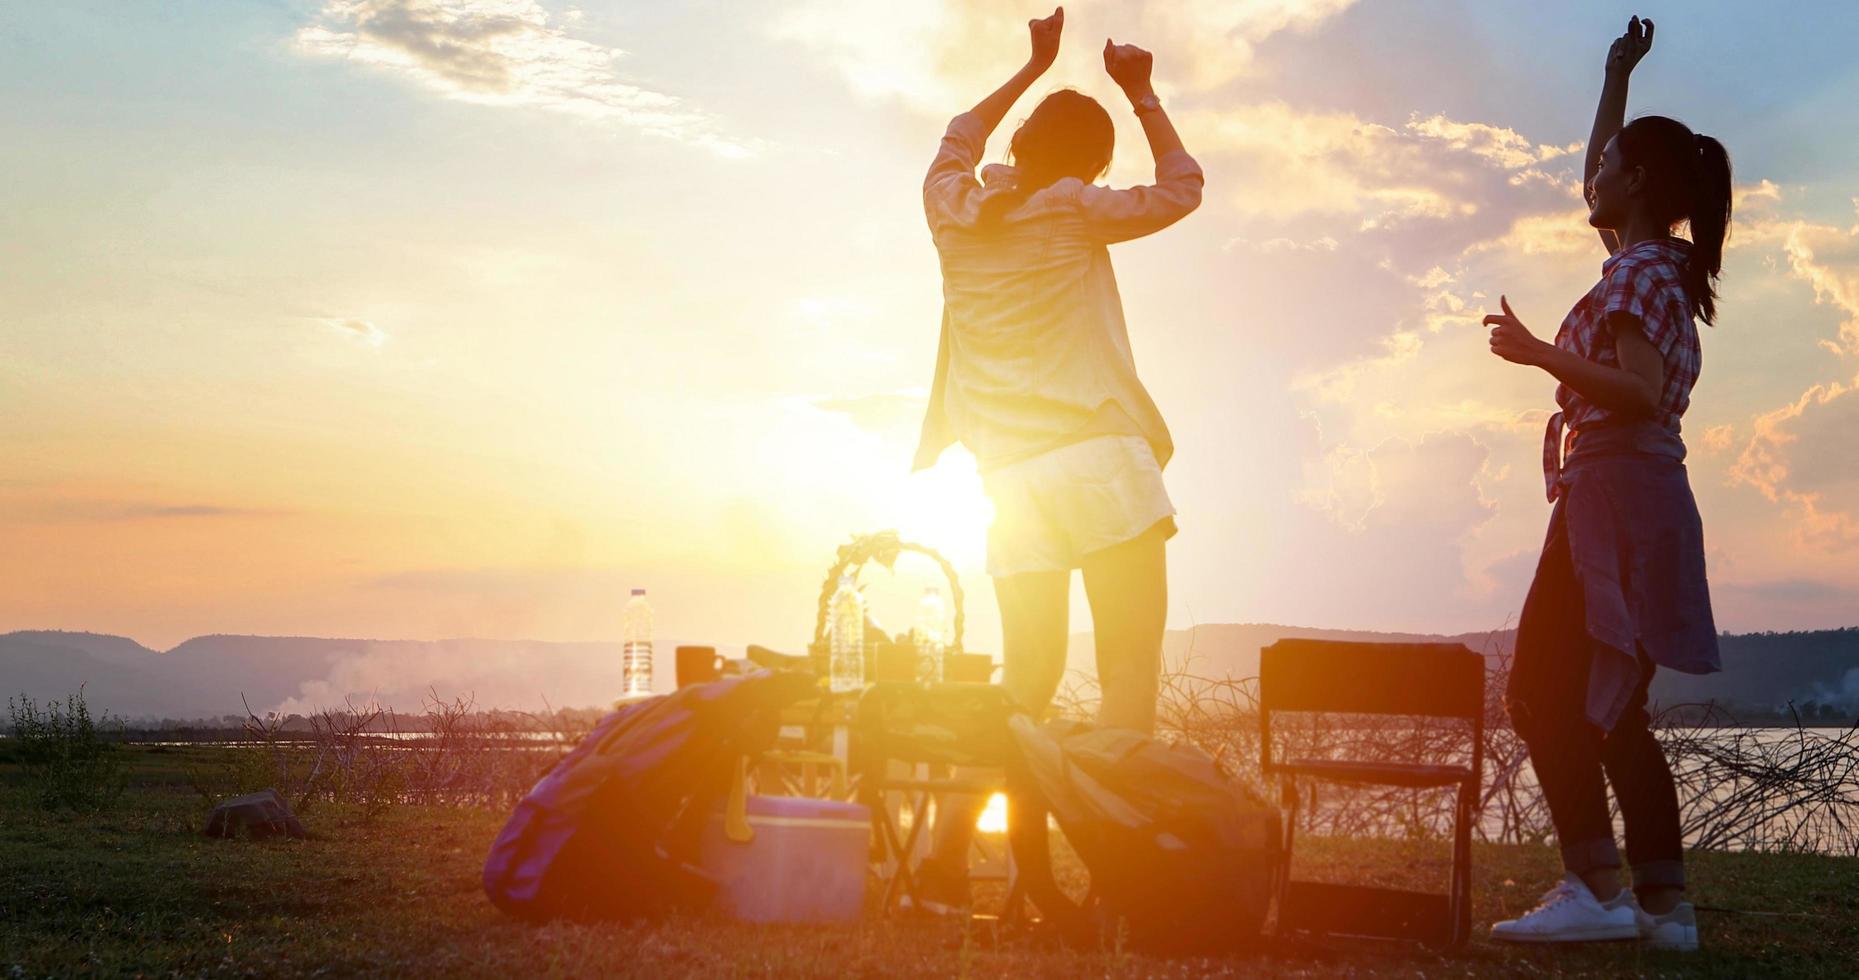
676;645;725;688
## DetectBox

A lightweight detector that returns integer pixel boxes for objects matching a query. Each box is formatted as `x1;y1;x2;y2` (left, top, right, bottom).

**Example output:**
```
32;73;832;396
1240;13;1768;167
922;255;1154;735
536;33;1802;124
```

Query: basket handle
810;530;965;655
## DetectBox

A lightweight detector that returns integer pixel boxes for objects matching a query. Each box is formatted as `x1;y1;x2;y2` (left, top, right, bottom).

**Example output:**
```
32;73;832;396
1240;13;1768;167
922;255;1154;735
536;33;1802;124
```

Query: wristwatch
1132;92;1163;116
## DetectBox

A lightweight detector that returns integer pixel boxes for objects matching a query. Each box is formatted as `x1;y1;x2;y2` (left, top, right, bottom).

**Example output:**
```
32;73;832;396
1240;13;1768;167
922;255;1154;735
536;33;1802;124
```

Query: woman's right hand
1103;39;1153;96
1027;7;1063;74
1605;15;1653;77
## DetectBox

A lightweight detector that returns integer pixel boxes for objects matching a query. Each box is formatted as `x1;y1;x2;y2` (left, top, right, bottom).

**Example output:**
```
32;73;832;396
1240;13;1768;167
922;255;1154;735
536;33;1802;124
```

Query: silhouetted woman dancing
908;6;1202;915
1484;17;1728;952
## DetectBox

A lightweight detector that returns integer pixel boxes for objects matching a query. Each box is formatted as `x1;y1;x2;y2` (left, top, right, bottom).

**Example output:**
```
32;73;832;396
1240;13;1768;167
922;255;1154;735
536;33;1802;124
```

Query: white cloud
1132;0;1361;91
1779;219;1859;357
811;391;928;442
1469;207;1598;258
1302;431;1496;533
773;0;1359;113
1245;428;1506;630
1224;235;1339;253
1181;103;1580;241
1404;113;1581;170
1735;179;1782;209
324;317;388;347
295;0;751;156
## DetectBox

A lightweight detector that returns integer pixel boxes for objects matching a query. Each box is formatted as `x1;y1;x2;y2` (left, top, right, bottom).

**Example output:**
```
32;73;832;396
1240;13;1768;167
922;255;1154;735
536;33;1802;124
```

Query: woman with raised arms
909;6;1202;916
1483;16;1729;952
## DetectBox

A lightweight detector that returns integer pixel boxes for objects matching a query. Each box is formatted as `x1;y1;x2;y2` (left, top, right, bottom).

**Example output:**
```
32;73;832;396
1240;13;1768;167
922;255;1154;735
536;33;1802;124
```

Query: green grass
2;744;1855;978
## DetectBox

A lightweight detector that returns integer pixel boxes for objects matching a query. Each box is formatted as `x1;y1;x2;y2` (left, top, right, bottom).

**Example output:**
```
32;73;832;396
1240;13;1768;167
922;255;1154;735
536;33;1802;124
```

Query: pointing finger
1501;295;1515;318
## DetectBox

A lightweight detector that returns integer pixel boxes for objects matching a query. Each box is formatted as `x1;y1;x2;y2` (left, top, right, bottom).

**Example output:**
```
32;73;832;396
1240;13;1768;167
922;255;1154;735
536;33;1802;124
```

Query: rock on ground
204;789;307;840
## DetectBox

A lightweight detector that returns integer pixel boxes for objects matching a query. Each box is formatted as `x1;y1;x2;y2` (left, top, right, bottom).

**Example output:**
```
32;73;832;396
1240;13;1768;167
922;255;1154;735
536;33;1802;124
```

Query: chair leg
1275;776;1299;936
1000;875;1026;927
899;788;931;864
875;810;904;912
875;792;917;915
880;788;936;916
1451;779;1474;946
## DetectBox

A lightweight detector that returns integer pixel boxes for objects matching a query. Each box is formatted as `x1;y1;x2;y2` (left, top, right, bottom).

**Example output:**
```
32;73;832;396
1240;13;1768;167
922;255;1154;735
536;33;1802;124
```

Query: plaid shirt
1542;237;1703;501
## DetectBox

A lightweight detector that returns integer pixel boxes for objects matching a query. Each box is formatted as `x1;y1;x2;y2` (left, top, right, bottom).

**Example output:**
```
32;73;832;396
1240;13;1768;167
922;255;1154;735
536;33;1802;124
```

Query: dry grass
3;746;1856;978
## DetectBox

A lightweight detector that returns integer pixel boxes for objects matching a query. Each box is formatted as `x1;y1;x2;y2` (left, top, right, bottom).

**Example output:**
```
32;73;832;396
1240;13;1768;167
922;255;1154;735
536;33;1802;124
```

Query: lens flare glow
975;791;1008;834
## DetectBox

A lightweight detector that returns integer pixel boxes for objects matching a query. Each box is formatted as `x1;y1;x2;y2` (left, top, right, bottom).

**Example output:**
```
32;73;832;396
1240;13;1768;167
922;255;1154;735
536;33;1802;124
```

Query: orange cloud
1730;373;1859;551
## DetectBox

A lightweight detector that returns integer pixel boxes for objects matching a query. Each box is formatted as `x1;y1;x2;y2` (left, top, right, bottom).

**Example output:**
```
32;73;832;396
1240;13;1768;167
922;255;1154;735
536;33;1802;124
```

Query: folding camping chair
851;681;1023;919
1260;639;1485;947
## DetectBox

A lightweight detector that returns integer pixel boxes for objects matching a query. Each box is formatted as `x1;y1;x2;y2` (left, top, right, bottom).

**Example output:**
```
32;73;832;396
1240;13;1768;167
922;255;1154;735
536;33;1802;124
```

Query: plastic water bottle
911;586;947;684
829;574;865;693
621;588;654;697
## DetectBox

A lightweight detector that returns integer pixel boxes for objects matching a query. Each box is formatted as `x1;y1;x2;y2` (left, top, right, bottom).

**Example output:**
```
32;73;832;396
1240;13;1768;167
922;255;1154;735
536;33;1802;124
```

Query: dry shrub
199;691;600;822
1053;638;1859;856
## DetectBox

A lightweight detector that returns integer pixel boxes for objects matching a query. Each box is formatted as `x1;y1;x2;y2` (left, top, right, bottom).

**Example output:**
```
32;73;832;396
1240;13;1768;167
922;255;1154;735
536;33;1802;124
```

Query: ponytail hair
1617;116;1735;324
977;89;1114;230
1689;134;1733;325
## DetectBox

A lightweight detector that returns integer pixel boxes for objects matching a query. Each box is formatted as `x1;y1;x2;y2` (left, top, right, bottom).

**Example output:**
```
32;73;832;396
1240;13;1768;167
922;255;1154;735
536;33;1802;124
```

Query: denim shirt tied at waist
1542;414;1722;730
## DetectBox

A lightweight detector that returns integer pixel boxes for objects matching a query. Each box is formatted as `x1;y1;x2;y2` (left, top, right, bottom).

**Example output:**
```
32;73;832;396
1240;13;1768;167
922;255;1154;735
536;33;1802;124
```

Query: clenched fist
1102;39;1153;96
1028;7;1063;73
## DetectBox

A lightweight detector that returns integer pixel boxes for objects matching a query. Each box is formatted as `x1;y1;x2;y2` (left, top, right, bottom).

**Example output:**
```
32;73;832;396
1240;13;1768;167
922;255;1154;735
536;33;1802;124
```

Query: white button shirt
913;111;1204;473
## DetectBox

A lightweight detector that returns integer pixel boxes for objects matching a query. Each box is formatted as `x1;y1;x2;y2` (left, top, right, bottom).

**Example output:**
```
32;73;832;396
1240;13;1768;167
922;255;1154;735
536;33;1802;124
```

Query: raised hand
1102;38;1153;96
1484;296;1550;366
1605;15;1654;77
1028;7;1063;73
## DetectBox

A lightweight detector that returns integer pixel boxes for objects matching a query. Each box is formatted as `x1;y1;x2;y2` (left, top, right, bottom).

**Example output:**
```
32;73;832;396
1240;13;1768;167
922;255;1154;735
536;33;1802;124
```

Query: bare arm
1487;300;1663;417
1104;40;1185;162
1076;39;1202;243
968;8;1064;141
1537;316;1663;416
1587;16;1654;254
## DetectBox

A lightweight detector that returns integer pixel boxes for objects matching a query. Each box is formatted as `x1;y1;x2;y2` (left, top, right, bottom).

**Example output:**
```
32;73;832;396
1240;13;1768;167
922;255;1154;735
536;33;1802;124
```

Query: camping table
754;694;859;800
752;686;1016;892
852;682;1020;901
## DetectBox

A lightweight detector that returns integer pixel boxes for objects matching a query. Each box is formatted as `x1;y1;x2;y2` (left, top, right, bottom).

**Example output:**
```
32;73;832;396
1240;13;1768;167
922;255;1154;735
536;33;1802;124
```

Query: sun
887;451;995;569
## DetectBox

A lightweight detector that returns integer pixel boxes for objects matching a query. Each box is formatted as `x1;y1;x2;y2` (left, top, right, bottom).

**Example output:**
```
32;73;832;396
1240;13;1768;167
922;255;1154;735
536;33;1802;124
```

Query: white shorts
980;435;1177;578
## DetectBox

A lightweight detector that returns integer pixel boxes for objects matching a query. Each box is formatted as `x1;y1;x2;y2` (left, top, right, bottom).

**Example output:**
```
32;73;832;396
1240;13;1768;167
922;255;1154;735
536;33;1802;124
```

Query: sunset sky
5;0;1858;654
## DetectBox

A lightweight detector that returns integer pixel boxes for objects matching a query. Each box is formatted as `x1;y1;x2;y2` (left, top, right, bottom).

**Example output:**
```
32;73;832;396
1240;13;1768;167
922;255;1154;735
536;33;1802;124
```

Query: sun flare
975;791;1009;834
889;454;995;568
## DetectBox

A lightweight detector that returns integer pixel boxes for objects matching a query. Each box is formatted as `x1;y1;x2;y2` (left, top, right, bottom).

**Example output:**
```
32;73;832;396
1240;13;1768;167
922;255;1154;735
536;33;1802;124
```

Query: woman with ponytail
1483;16;1730;952
908;6;1202;915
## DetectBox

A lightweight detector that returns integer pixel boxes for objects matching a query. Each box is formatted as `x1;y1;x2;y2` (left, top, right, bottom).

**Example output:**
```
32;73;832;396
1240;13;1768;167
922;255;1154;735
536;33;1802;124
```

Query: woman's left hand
1028;7;1064;73
1484;295;1551;365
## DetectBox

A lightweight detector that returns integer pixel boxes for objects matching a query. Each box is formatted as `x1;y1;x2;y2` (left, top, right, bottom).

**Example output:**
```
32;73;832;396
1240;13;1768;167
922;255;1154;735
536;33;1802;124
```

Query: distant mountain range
3;624;1856;722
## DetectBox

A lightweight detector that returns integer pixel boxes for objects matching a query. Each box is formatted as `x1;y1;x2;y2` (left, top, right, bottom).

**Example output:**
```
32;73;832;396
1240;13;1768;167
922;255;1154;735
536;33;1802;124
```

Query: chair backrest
1259;639;1486;777
1260;639;1485;719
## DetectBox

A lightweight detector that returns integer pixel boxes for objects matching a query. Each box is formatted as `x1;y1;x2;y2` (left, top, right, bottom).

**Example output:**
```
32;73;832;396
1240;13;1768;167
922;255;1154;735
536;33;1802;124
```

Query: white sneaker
1636;900;1700;952
1490;873;1640;943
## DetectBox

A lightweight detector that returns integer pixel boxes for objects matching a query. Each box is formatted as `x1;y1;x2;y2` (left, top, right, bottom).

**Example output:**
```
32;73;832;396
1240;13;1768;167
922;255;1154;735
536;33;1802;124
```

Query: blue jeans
1508;505;1686;892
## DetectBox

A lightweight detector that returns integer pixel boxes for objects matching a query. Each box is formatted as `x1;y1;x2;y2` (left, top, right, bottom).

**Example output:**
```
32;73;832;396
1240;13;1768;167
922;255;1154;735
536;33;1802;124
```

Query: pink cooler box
699;795;871;923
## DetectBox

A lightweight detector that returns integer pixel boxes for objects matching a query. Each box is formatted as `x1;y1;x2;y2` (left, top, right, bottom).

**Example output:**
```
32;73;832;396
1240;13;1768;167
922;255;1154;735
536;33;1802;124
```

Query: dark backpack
482;670;817;920
1008;715;1282;954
